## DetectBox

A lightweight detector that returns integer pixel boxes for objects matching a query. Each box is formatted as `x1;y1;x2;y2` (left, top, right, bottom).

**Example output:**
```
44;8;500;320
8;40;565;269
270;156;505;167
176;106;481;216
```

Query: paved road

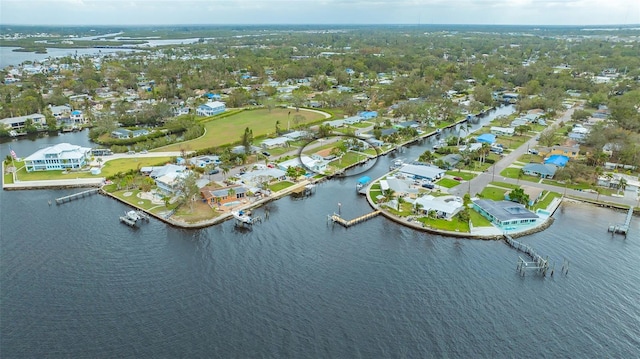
449;106;640;208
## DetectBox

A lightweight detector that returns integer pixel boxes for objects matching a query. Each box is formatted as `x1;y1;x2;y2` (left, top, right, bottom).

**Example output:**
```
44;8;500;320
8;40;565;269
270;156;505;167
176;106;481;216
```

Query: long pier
504;234;553;277
608;208;633;236
55;188;100;204
329;210;381;228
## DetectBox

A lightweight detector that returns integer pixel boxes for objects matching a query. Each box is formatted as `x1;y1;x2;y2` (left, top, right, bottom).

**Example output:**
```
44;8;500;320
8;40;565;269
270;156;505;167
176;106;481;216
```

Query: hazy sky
2;0;639;26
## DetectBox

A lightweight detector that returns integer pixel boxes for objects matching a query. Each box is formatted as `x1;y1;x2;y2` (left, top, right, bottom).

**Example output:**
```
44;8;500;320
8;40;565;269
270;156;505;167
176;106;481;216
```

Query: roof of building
261;137;290;146
415;195;463;215
522;163;558;176
398;163;445;179
199;101;226;109
476;133;496;144
24;143;91;161
473;199;539;222
545;155;569;167
149;164;187;179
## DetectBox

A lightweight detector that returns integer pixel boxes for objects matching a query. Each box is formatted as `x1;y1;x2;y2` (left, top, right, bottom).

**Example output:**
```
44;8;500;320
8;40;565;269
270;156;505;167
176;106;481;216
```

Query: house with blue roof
544;155;569;167
476;133;496;144
358;111;378;119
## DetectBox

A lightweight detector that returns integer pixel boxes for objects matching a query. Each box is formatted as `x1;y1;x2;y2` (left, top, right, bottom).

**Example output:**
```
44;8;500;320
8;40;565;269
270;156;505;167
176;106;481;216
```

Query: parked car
262;151;271;157
208;169;220;175
453;176;463;181
140;150;148;154
422;182;435;189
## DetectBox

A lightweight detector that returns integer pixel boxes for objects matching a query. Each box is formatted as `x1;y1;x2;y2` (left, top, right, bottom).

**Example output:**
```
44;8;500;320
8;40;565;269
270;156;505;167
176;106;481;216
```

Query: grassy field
499;167;541;183
329;152;368;169
437;178;461;188
269;181;295;192
470;209;493;227
158;108;327;152
489;181;520;189
445;170;475;181
417;216;470;232
533;191;562;211
100;157;173;176
516;154;544;164
480;186;508;200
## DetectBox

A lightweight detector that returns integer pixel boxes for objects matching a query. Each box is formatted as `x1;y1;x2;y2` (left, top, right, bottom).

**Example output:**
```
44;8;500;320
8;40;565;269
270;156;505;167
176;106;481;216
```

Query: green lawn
500;167;541;183
517;154;543;164
158;108;327;152
417;216;470;232
349;122;374;129
533;191;562;211
269;181;295;192
445;171;475;181
329;151;368;169
100;157;173;177
386;201;414;216
480;186;508;200
489;181;520;189
470;209;493;227
437;178;461;188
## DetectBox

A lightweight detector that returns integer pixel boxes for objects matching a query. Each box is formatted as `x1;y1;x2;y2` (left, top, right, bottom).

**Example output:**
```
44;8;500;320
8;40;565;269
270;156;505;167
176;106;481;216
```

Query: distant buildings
0;113;46;131
196;101;226;116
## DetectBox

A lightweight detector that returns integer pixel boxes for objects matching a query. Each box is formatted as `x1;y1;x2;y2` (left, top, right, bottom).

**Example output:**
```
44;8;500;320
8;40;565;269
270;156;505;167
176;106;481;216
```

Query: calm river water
1;109;639;358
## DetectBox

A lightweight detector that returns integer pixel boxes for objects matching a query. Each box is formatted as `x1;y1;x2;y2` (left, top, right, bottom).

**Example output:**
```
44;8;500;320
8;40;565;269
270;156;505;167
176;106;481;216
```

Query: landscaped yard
330;151;369;169
269;181;295;192
479;186;508;200
533;191;562;211
445;170;475;181
500;167;541;182
470;209;493;227
417;216;470;232
437;178;461;188
100;157;173;176
158;108;328;152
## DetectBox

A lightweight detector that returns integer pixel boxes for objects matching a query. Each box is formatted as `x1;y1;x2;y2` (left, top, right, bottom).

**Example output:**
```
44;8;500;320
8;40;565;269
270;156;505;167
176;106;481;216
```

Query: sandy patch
123;191;133;197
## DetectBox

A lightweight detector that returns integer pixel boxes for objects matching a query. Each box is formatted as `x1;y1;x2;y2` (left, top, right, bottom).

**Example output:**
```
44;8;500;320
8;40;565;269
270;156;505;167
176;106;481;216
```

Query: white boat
125;210;140;221
232;210;254;224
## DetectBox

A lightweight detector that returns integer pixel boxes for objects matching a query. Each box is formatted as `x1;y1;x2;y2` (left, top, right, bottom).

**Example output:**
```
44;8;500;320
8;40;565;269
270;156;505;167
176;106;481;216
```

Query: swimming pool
223;201;242;207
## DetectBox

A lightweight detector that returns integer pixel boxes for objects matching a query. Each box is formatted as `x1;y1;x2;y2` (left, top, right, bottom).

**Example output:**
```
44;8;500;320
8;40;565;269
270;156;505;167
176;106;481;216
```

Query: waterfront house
323;119;346;128
398;164;445;182
380;178;419;197
278;155;327;174
111;129;131;139
239;168;287;187
49;105;72;119
150;165;189;194
23;143;92;172
522;163;557;178
472;199;539;229
70;110;84;124
196;101;226;116
505;186;544;207
343;116;363;125
201;185;247;207
0;113;46;131
413;195;463;219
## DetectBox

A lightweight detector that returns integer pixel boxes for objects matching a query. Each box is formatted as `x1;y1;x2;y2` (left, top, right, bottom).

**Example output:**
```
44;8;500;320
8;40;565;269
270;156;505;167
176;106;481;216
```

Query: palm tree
397;196;405;211
517;169;524;185
617;177;627;195
414;202;424;215
222;166;230;179
381;188;395;205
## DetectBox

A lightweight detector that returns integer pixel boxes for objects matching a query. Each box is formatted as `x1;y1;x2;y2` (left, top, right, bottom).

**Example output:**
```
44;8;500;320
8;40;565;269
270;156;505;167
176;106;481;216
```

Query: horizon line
2;23;640;28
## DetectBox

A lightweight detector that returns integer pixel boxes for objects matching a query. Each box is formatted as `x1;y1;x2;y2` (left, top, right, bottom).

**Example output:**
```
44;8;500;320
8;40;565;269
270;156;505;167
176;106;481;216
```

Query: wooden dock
504;234;554;277
608;208;633;236
55;188;100;204
329;210;381;228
